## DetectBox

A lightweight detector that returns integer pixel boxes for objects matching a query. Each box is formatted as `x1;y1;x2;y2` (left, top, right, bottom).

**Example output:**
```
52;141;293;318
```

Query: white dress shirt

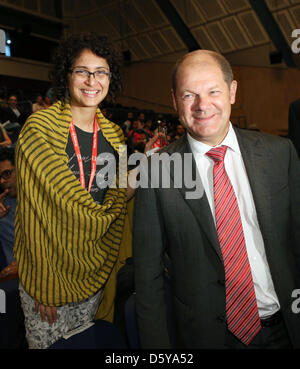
187;123;280;318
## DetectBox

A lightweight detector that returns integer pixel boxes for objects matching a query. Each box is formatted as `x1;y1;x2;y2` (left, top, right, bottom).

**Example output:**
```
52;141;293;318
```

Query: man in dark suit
2;94;29;127
288;98;300;158
133;50;300;349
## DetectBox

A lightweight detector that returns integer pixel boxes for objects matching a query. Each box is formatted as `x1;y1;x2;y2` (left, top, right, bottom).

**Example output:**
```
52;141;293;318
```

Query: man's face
8;96;18;108
172;54;237;146
0;160;17;197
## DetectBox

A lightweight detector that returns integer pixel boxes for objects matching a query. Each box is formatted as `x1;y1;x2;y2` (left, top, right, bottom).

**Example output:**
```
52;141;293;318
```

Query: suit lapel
171;129;274;263
168;135;223;262
234;127;273;240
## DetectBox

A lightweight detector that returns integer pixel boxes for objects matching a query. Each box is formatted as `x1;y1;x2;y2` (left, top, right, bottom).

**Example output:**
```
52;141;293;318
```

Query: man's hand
35;302;58;325
0;190;10;218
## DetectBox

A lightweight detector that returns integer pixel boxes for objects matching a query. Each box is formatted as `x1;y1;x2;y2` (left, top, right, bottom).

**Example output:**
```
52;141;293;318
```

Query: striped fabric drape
14;100;127;307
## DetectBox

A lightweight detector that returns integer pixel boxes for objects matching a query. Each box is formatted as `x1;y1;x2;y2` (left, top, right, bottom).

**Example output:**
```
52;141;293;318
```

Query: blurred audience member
0;147;18;278
2;94;28;126
32;94;46;113
174;124;185;140
137;112;145;125
44;95;52;109
144;118;154;138
123;111;134;136
0;124;12;147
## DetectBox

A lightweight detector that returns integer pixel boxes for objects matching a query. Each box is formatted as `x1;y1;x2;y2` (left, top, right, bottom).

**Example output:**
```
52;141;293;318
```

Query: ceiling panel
127;36;150;60
273;9;297;43
160;27;186;52
133;0;168;28
138;34;161;57
148;30;173;54
206;21;235;53
171;0;205;26
123;1;150;33
238;10;270;45
191;25;220;51
97;16;121;39
0;0;299;68
265;0;291;11
196;0;228;21
104;4;134;37
222;16;253;49
221;0;251;13
289;4;300;25
76;12;120;39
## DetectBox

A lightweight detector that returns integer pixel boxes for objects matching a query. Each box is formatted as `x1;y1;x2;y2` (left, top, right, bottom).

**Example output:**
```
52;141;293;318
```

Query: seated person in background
127;119;149;154
44;95;52;109
0;147;18;279
128;120;148;145
32;94;46;113
3;95;22;123
0;124;12;148
0;147;26;350
137;112;145;125
2;94;29;127
123;111;134;136
144;118;154;138
174;124;185;140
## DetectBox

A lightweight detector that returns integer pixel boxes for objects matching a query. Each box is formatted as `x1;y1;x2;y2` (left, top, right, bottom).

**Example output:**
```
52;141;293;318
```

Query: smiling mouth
81;89;100;97
193;114;215;122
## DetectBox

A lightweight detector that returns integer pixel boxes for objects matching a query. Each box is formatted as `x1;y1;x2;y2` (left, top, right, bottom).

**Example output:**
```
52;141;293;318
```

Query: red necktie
206;145;261;345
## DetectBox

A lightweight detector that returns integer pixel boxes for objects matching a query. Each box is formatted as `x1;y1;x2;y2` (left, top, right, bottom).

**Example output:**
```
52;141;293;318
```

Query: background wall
1;54;300;135
118;60;300;135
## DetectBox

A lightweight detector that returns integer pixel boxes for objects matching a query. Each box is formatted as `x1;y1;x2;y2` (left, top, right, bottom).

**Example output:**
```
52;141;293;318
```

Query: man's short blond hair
172;50;234;92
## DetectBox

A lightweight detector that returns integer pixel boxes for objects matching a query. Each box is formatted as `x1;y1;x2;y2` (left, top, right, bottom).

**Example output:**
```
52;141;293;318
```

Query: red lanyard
69;116;98;193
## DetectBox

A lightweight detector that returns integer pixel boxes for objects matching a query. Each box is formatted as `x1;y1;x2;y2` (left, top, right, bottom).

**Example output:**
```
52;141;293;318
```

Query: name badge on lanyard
69;116;98;193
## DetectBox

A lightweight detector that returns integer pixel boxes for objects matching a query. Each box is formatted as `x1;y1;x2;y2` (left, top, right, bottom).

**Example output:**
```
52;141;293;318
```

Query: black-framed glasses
0;169;14;181
69;68;111;81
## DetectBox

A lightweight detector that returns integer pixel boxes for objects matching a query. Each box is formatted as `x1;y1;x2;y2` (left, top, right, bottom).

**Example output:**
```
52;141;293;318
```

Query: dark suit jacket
2;107;29;126
289;98;300;157
133;127;300;349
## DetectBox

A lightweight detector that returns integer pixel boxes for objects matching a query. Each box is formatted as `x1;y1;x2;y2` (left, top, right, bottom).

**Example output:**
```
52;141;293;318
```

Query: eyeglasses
69;68;111;81
0;169;14;181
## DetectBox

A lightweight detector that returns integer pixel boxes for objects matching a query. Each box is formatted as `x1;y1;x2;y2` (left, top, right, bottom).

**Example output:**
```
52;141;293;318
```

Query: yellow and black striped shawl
14;100;128;310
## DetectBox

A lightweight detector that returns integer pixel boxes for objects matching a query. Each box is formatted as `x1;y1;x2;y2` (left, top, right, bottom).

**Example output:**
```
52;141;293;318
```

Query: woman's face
68;48;110;109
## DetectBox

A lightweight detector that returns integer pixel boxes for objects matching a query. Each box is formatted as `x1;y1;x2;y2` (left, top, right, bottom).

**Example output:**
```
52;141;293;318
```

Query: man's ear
230;80;237;105
171;89;178;112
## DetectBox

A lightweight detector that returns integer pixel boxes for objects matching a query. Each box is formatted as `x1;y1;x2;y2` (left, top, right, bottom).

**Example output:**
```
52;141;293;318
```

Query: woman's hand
35;302;58;325
144;131;165;155
0;260;18;279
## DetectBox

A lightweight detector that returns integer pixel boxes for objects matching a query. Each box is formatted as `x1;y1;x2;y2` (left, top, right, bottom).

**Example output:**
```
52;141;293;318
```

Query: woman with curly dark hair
49;32;122;104
14;32;132;348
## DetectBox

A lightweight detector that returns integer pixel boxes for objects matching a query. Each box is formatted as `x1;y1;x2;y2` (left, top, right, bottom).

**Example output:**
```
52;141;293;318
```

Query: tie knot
206;145;228;162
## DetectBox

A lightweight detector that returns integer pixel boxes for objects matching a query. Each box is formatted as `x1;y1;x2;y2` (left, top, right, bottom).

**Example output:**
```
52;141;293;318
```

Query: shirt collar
187;123;241;156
